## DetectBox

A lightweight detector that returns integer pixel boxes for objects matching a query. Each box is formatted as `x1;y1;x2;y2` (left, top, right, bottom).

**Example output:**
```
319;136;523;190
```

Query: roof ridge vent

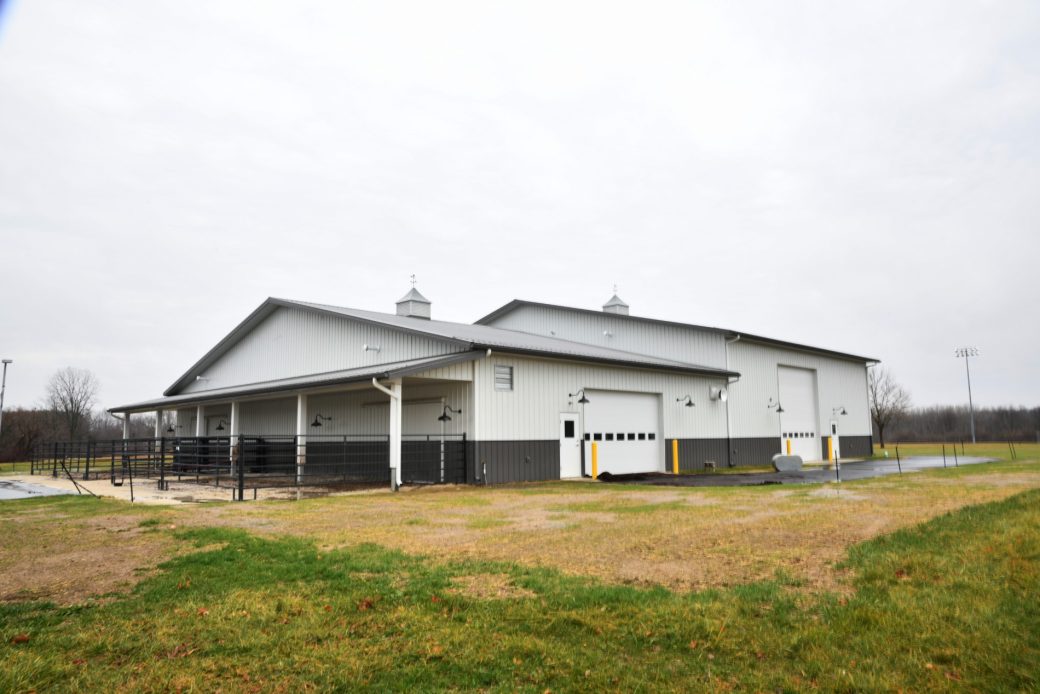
396;276;431;319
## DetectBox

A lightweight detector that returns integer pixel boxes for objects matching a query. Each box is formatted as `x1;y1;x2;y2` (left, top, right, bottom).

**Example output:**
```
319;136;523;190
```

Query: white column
195;405;205;437
229;401;240;475
154;410;163;439
295;394;308;484
388;379;402;487
123;413;131;440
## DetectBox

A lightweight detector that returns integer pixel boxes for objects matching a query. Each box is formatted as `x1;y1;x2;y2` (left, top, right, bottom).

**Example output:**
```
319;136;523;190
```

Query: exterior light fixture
166;425;175;433
215;418;228;431
833;406;848;416
363;344;381;352
568;389;590;404
676;395;695;408
311;414;332;428
438;405;462;422
767;398;784;414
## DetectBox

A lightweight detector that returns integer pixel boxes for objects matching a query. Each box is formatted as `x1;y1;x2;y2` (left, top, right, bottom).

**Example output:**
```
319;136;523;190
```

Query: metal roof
112;353;481;413
474;299;879;364
603;293;629;308
287;299;735;377
396;287;430;304
160;297;737;399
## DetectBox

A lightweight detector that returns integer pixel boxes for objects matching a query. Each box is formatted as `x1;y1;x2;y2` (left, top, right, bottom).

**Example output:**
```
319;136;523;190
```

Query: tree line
881;405;1040;444
0;407;157;462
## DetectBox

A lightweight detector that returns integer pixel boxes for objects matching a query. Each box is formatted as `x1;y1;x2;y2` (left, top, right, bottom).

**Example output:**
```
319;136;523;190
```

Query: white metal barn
111;288;877;485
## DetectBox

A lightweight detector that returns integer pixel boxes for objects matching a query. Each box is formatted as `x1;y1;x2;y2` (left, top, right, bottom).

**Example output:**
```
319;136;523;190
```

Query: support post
591;442;599;479
295;394;308;486
786;438;792;456
371;378;403;489
195;405;204;438
122;413;131;440
229;401;240;478
827;437;834;463
672;439;679;474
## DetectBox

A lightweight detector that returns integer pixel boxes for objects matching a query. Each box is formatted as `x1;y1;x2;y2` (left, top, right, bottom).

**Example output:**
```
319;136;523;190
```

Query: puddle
0;480;74;500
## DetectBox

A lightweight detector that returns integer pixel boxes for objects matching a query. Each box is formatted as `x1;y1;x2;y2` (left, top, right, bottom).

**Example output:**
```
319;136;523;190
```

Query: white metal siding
471;354;728;441
486;305;728;369
179;306;465;394
727;340;871;440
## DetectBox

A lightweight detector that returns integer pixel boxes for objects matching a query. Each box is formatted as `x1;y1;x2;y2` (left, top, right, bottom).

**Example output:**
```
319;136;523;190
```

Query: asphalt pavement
598;456;995;487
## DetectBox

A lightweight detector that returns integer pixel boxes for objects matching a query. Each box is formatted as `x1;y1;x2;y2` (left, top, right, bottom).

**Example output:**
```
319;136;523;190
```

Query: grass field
1;445;1039;691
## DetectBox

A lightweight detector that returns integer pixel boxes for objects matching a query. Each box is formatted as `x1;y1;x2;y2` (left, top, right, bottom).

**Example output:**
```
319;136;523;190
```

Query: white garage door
583;390;662;475
777;366;819;461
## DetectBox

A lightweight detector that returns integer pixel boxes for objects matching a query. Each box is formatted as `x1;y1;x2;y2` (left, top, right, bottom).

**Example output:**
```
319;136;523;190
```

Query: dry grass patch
161;460;1040;593
446;573;536;600
0;501;180;605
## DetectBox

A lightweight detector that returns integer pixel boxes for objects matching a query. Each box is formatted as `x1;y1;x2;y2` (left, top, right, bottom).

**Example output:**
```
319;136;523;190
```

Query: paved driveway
599;456;995;487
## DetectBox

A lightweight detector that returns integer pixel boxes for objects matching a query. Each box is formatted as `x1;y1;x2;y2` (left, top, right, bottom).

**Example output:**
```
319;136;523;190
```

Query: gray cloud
1;0;1037;410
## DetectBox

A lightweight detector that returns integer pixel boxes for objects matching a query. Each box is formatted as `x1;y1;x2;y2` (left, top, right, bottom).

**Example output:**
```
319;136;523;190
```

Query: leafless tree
45;367;99;440
868;366;911;449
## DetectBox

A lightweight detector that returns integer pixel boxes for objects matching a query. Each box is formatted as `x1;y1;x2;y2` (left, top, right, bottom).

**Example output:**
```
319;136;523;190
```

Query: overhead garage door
777;366;819;461
583;390;662;475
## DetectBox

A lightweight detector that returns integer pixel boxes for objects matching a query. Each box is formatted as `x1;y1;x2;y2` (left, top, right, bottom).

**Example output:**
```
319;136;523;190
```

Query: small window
648;433;656;440
627;433;636;440
494;365;514;391
605;433;614;441
638;433;646;441
593;433;602;441
616;433;624;441
563;420;575;439
584;433;591;441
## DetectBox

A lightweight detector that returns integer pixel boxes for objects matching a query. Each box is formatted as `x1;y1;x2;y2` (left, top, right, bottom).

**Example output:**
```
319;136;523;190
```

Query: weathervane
410;274;417;287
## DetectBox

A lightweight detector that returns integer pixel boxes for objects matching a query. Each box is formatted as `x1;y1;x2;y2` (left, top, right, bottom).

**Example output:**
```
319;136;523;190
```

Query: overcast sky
1;0;1037;412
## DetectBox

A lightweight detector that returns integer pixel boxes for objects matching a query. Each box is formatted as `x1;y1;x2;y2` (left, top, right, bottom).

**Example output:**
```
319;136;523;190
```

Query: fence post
835;449;841;483
953;444;959;467
942;443;947;468
159;437;167;491
52;442;59;478
895;445;902;475
83;440;92;480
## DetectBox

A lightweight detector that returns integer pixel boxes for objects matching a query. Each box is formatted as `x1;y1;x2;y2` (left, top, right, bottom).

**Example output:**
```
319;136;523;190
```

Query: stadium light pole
954;347;979;444
0;359;11;441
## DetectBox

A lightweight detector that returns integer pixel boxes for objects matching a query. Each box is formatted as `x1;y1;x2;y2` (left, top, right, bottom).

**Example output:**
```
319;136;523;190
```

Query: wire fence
31;433;468;500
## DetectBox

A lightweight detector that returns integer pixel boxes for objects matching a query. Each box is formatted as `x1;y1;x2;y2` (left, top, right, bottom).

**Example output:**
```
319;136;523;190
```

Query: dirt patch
0;512;180;605
446;573;536;600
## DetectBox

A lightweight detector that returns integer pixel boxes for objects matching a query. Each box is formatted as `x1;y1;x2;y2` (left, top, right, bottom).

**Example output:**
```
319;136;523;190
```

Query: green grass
3;490;1039;691
871;441;1039;462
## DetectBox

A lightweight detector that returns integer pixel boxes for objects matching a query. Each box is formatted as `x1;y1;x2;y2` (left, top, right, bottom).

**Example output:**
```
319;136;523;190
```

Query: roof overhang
113;352;482;414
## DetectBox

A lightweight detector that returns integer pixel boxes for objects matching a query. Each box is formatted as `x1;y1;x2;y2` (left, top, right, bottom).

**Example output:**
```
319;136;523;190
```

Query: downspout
725;335;741;467
372;377;401;489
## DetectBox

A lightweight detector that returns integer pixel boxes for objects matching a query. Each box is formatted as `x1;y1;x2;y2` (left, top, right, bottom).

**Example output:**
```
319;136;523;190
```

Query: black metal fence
31;433;468;500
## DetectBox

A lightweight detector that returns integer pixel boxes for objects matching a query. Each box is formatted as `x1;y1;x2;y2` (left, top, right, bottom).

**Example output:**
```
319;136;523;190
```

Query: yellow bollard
672;439;679;474
591;442;599;479
786;439;792;456
827;437;834;462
